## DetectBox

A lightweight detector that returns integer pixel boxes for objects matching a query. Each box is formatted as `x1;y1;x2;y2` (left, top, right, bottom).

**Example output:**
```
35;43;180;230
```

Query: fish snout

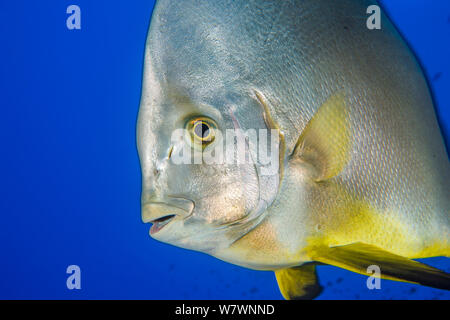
141;197;195;235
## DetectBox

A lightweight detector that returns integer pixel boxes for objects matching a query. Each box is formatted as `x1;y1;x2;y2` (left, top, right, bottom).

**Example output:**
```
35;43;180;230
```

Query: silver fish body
137;0;449;291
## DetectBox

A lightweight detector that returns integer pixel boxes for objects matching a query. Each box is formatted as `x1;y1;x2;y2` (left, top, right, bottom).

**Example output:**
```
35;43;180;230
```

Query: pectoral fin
309;242;450;290
274;263;323;300
291;92;350;182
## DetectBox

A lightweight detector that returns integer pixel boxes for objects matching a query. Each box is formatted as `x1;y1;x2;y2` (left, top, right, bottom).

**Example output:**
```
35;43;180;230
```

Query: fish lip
141;196;195;233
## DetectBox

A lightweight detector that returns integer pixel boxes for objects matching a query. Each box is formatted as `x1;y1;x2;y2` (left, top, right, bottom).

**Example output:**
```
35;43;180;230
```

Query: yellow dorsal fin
291;92;350;181
274;263;323;300
308;242;450;290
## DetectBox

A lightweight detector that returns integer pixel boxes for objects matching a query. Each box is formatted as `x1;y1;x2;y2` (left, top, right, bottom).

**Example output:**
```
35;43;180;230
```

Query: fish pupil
195;122;210;140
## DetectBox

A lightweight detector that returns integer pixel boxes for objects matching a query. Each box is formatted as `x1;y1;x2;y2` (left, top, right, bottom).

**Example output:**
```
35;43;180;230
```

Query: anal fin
309;242;450;290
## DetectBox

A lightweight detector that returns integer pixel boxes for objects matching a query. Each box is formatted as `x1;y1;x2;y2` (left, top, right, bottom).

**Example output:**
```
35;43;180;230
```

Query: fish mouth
141;196;194;235
149;214;176;235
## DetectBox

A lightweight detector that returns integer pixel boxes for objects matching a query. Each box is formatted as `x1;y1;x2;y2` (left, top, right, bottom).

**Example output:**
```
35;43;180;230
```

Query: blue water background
0;0;448;299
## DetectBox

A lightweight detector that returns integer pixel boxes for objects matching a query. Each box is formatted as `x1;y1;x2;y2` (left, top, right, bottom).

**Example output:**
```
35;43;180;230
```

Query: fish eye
186;117;216;147
194;121;211;141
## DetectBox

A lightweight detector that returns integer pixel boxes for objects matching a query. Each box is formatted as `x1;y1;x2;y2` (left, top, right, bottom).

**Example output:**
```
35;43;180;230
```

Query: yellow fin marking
308;242;450;290
274;263;323;300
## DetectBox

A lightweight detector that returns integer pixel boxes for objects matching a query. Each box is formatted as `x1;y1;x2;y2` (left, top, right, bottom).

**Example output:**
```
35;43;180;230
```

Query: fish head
137;87;283;255
137;1;285;255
